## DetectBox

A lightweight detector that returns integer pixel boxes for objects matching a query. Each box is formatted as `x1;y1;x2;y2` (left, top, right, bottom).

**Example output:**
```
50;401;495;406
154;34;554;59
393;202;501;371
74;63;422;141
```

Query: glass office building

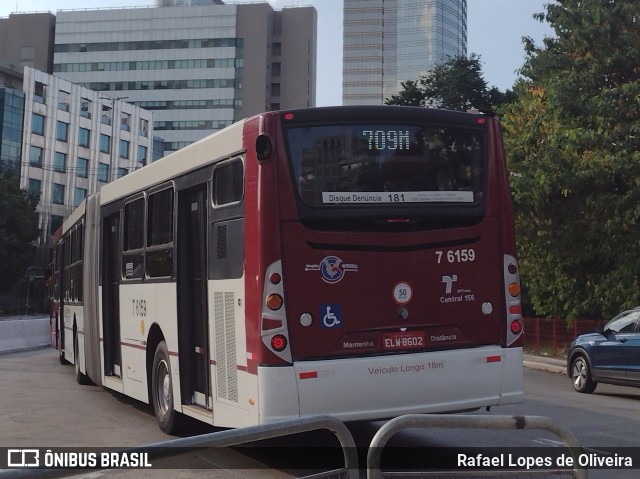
0;88;25;178
343;0;467;105
54;3;316;155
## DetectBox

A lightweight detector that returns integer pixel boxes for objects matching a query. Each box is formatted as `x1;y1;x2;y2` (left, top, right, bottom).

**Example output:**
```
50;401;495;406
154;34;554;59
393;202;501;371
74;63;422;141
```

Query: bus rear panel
252;107;523;422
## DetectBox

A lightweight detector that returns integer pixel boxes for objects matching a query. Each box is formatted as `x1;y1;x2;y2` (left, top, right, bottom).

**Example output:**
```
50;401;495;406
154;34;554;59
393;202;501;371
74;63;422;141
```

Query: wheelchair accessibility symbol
320;304;343;329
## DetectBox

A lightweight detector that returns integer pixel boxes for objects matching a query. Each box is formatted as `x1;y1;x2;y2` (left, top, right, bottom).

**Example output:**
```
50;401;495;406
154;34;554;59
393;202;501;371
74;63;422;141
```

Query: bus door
177;186;211;409
102;213;122;377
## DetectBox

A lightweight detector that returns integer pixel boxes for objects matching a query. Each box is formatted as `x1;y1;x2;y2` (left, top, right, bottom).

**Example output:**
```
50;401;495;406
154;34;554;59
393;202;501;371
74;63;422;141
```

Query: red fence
523;317;603;356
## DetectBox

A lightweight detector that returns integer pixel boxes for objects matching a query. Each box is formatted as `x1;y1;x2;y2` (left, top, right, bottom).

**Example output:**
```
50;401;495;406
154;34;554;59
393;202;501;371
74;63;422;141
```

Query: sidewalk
0;314;51;354
523;353;567;375
0;314;48;321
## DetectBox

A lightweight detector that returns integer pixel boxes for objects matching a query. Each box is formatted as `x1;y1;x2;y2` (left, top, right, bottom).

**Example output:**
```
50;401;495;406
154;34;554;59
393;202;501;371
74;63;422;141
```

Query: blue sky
1;0;555;106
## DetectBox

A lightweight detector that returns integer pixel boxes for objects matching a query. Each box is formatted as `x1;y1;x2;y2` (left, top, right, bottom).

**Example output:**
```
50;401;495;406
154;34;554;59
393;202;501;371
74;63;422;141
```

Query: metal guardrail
0;415;359;479
0;414;590;479
367;414;588;479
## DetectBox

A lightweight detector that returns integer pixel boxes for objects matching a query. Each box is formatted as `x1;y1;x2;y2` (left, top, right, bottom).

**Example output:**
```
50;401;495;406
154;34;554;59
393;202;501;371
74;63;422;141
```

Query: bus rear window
285;124;484;207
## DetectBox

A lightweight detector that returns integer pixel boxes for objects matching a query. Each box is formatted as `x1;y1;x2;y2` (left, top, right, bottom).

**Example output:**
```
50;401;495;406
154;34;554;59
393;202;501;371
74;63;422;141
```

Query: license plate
382;331;425;351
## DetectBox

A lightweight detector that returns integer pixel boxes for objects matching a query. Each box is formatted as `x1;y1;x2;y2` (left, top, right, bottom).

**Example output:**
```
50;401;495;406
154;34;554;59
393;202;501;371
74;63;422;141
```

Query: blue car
567;308;640;393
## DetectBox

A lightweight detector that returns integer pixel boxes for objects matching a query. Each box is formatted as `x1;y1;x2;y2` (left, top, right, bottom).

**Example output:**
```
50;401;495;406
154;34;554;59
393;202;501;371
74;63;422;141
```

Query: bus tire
151;341;183;434
74;331;90;385
58;313;69;365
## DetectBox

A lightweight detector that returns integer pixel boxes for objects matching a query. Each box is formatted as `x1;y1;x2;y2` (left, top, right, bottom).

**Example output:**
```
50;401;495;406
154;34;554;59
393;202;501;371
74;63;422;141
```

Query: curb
523;359;566;375
0;344;52;356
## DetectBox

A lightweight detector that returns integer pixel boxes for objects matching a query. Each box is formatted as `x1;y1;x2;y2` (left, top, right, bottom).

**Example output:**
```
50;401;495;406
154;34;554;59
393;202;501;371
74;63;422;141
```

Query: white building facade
20;67;154;244
343;0;467;105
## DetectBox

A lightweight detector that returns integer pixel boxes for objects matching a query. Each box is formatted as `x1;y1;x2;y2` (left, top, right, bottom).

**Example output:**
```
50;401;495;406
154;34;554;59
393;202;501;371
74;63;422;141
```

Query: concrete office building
0;12;56;90
53;2;317;155
20;67;154;245
343;0;467;105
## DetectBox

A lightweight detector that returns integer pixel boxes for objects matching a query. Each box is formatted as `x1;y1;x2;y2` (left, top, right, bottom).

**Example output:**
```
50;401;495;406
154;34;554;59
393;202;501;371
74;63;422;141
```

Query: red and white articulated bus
53;106;523;434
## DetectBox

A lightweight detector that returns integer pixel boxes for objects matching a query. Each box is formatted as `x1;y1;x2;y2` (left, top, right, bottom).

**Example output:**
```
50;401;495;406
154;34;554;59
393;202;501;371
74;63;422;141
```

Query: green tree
386;54;514;111
501;0;640;319
0;168;40;292
386;80;425;107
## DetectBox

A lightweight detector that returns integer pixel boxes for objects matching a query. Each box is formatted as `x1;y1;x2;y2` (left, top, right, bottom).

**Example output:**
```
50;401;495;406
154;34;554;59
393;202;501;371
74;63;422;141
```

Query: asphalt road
0;348;292;479
2;348;639;478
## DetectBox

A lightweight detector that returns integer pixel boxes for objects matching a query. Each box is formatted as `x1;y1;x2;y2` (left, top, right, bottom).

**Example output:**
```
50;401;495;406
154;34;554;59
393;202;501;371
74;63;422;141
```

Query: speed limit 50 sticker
393;282;413;305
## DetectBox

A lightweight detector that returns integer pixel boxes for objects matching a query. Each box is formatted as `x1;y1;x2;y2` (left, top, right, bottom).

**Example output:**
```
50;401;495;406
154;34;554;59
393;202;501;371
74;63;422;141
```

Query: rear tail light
271;334;288;352
261;260;292;363
266;293;283;311
504;254;523;346
262;317;282;331
510;319;523;335
385;218;411;223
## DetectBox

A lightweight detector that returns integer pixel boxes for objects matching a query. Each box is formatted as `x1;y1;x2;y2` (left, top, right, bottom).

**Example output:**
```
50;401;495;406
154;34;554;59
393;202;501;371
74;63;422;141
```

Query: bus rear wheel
74;331;90;385
57;313;69;365
151;341;184;434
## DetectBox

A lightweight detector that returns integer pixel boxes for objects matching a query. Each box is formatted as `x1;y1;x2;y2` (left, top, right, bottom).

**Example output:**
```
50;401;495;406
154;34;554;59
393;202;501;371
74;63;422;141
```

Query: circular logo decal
393;282;413;305
320;256;344;284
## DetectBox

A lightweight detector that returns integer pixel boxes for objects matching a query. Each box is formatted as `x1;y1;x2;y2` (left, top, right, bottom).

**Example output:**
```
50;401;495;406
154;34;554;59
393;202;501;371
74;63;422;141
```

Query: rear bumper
258;346;523;423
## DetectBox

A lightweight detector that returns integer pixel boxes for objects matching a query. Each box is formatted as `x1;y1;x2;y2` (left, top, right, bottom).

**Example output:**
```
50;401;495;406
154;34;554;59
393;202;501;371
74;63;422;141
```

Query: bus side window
146;188;174;278
123;198;145;279
77;224;83;301
54;243;63;301
213;160;243;206
210;159;244;280
64;236;71;302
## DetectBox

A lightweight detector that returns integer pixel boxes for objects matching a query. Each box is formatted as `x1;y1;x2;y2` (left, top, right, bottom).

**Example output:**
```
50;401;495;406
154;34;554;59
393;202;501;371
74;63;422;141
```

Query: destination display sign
322;191;474;204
